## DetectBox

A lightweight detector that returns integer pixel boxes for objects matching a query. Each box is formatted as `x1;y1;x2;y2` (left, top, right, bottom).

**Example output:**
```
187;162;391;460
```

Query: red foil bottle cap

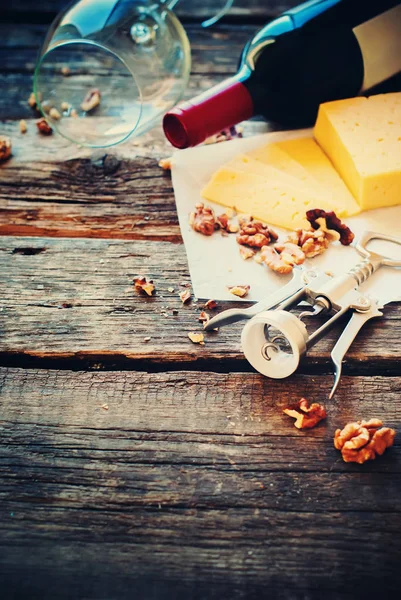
163;79;254;149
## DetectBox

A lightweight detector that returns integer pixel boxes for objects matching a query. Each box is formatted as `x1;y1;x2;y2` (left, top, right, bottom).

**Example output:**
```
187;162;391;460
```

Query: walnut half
334;419;396;463
237;217;278;249
261;243;305;275
306;209;354;246
189;203;216;236
283;398;327;429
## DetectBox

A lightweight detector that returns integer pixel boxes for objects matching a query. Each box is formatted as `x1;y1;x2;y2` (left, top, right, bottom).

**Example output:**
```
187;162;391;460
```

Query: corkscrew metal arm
204;268;331;331
329;300;383;400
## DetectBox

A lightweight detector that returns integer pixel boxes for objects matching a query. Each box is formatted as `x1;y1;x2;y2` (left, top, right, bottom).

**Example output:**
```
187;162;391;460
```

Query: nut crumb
81;88;101;112
61;66;71;76
204;299;217;310
28;92;37;108
49;107;61;120
283;398;327;429
228;285;250;298
198;311;210;326
144;336;151;342
334;419;396;463
101;404;109;410
167;287;175;293
19;119;27;134
61;101;71;112
179;289;191;304
70;109;78;118
41;100;52;115
133;276;155;296
0;136;12;162
159;157;173;170
188;332;205;345
239;246;255;260
36;118;53;135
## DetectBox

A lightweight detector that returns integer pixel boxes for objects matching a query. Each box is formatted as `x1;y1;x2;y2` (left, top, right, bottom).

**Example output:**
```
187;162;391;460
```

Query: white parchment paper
171;129;401;306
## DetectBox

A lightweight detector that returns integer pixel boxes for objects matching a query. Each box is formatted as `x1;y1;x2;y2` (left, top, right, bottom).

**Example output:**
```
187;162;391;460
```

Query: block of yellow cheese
275;137;361;216
201;167;347;230
314;92;401;211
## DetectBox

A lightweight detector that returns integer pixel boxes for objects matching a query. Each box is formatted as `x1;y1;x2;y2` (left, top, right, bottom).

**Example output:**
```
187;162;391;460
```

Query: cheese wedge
314;93;401;211
201;167;347;230
275;137;361;216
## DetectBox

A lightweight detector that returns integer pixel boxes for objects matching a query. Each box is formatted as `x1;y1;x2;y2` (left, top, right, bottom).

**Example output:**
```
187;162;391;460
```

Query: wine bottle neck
163;76;254;149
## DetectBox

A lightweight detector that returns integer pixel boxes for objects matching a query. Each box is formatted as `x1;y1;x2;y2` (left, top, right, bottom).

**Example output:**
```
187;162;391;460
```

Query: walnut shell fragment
306;209;354;245
283;398;327;429
334;419;396;463
133;276;155;296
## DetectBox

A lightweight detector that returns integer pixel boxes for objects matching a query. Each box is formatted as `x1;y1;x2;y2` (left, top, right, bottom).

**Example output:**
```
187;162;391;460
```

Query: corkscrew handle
348;231;401;286
354;231;401;268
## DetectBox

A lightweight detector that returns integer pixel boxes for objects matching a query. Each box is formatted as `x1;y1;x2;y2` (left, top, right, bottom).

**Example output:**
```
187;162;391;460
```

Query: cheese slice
314;92;401;211
201;167;347;230
247;141;315;182
225;154;308;186
275;137;361;216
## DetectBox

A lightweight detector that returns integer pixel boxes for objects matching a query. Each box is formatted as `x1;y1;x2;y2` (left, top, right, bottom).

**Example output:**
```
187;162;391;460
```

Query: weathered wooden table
1;1;401;598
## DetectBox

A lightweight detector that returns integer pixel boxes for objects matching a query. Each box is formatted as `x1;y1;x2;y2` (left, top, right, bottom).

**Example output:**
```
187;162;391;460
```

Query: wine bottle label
353;3;401;92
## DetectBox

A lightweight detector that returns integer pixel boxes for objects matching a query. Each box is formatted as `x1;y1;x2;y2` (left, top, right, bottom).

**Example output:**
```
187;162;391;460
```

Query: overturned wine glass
33;0;233;148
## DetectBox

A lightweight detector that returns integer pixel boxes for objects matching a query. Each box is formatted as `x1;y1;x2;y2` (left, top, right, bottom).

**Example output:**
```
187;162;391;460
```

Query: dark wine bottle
163;0;401;148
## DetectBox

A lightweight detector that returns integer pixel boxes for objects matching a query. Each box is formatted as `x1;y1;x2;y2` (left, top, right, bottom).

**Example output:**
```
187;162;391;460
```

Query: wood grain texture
0;236;400;370
0;118;270;240
1;368;401;599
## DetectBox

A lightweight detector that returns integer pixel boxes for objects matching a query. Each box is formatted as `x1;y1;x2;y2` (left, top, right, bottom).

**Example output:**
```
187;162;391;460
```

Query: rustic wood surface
1;2;401;599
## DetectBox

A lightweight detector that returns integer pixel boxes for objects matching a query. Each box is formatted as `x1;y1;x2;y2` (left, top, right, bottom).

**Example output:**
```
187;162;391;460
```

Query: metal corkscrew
204;231;401;398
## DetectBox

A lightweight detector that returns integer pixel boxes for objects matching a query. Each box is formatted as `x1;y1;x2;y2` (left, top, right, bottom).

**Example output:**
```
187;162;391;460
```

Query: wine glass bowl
34;0;191;148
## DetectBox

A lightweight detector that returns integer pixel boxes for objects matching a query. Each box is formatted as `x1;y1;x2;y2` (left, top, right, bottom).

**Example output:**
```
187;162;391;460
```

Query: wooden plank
1;368;401;598
1;1;298;22
0;236;400;369
0;118;269;240
0;24;256;75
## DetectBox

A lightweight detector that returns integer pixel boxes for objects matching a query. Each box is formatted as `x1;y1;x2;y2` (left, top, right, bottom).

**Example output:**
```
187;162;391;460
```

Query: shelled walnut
306;209;354;245
237;217;278;248
287;228;329;258
261;242;305;274
283;398;327;429
189;203;216;236
334;419;396;463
